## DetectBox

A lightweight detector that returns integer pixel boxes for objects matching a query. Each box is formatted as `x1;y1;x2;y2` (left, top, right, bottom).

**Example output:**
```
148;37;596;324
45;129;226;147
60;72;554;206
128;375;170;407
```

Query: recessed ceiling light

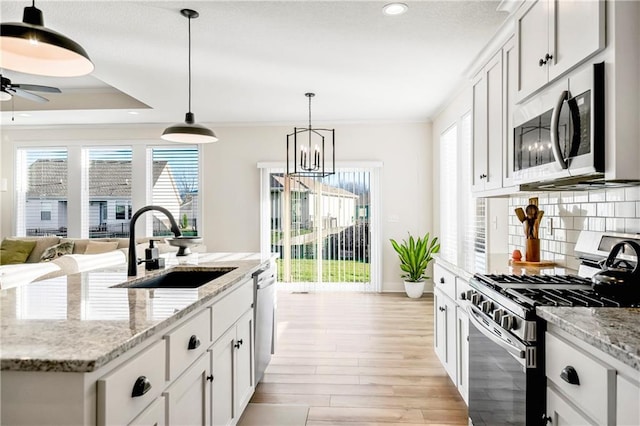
383;3;408;16
127;111;140;115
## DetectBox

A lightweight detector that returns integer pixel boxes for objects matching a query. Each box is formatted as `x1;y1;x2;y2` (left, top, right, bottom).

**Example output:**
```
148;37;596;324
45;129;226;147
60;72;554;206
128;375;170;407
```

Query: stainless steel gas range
464;231;640;426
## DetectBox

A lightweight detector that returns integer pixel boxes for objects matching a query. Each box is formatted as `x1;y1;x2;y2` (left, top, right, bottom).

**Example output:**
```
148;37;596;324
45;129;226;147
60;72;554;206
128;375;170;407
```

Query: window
151;147;199;236
87;148;132;237
439;113;486;270
16;148;68;237
40;202;52;221
14;145;201;239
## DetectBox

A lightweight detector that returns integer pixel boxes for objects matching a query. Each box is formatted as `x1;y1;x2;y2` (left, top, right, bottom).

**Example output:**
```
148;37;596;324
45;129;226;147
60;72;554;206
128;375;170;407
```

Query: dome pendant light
162;9;217;144
0;0;94;77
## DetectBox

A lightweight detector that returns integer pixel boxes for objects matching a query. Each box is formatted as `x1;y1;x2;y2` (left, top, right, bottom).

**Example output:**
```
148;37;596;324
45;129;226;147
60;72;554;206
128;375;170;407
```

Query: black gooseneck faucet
128;205;182;276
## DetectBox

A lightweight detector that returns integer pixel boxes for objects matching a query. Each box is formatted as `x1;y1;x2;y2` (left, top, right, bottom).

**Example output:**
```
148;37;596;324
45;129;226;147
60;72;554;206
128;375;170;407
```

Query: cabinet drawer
546;386;592;426
545;332;614;425
433;264;456;300
98;340;167;426
128;395;166;426
165;307;212;381
213;279;253;342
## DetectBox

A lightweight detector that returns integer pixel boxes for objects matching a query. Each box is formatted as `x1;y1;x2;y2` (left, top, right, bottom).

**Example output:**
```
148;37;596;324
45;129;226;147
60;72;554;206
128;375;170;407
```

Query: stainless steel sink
114;268;236;289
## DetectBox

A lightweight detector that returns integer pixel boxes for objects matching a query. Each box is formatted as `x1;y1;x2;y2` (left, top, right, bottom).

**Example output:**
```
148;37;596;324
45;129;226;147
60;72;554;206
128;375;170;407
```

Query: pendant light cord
187;14;192;114
308;95;312;130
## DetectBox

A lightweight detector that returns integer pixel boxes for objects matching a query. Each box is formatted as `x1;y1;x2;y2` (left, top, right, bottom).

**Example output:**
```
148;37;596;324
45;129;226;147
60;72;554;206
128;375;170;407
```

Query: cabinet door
485;51;503;191
434;289;456;382
548;0;605;81
516;0;550;100
546;386;592;426
164;352;210;426
502;37;517;187
212;329;235;426
455;306;469;404
471;71;488;192
617;376;640;426
129;396;166;426
234;310;255;417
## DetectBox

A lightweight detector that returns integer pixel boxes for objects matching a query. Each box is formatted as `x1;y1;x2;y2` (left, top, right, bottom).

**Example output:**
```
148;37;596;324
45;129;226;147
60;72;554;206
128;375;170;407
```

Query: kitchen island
0;252;273;425
537;307;640;425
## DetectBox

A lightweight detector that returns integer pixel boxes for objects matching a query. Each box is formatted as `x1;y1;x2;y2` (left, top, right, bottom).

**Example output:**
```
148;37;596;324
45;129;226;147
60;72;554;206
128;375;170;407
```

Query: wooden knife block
526;239;540;262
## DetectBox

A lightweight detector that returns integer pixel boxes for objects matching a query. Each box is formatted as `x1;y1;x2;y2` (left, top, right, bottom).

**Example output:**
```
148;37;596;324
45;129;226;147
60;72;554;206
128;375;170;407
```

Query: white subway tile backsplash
625;187;640;201
605;188;625;202
597;202;615;217
615;202;636;218
508;187;640;269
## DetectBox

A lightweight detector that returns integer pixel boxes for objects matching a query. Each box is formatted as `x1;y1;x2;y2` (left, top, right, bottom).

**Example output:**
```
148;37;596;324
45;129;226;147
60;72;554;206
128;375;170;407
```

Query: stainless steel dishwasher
253;262;276;384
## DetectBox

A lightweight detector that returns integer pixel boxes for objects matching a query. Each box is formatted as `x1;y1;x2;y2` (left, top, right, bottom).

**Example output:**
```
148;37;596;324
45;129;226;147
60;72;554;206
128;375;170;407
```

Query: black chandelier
286;92;335;177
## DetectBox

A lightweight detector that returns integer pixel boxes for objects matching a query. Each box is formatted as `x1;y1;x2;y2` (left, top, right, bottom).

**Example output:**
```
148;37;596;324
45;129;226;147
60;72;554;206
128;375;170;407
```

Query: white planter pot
404;280;425;298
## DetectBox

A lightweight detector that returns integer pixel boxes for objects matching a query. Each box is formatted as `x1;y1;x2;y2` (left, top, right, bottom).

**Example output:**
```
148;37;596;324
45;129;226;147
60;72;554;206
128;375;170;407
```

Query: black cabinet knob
131;376;151;398
206;375;214;382
560;365;580;385
542;414;552;424
439;277;445;284
539;58;546;67
479;174;487;179
188;335;201;350
438;306;446;312
234;339;244;349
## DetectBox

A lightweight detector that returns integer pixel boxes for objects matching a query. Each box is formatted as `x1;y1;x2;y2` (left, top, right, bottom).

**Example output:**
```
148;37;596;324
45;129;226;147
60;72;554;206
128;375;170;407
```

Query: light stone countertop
0;252;272;373
537;307;640;372
435;253;577;281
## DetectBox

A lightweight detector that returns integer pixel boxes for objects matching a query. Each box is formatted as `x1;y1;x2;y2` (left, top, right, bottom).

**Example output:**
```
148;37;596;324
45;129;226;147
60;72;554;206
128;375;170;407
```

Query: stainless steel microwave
512;62;604;186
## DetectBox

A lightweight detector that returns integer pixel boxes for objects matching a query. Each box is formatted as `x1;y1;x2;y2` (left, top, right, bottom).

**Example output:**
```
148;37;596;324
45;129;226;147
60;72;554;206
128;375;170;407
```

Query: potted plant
390;232;440;298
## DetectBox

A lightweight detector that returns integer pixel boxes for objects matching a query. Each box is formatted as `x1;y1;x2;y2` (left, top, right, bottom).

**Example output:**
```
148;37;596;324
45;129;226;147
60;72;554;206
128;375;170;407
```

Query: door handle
550;90;569;170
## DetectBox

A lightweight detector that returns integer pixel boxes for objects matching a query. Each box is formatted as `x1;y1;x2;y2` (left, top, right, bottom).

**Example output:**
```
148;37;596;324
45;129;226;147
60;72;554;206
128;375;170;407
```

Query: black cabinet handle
131;376;151;398
206;375;214;382
438;306;446;312
560;365;580;385
439;277;445;284
542;414;552;424
539;53;554;67
188;335;201;350
234;339;243;349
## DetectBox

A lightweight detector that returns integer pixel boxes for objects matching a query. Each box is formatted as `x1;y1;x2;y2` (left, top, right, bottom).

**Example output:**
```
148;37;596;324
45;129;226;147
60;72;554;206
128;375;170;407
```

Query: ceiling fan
1;74;61;103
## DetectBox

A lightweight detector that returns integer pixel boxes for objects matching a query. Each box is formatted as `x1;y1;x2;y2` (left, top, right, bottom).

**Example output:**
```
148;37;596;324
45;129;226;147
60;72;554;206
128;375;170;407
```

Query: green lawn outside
276;258;370;283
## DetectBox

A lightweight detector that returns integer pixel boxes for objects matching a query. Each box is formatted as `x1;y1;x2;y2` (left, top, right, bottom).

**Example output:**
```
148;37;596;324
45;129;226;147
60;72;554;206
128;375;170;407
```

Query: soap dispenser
145;240;165;270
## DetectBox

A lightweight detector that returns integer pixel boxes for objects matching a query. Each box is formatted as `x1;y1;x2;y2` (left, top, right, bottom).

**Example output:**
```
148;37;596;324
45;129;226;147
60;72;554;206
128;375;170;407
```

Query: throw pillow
0;239;37;265
84;241;119;254
40;241;75;262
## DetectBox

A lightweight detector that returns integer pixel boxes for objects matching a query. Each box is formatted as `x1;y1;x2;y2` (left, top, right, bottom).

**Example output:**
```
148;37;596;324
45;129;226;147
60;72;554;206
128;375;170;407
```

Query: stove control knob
470;293;482;305
492;309;504;323
480;300;493;314
501;315;515;331
459;290;473;301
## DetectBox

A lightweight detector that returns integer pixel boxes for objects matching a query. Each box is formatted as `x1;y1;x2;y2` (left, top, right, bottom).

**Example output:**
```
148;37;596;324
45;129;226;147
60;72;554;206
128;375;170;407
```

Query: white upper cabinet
516;0;605;101
472;50;506;194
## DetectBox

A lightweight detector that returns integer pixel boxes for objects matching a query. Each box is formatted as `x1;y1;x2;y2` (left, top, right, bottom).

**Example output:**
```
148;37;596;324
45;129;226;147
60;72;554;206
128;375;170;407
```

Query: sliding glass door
260;165;380;292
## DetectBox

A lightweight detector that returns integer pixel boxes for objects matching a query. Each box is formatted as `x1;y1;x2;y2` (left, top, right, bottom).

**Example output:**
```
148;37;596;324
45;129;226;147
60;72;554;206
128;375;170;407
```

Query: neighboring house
270;175;359;232
24;159;182;235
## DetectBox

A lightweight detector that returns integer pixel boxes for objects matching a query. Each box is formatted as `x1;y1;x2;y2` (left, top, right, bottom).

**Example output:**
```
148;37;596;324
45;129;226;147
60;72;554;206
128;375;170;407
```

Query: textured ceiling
0;1;508;127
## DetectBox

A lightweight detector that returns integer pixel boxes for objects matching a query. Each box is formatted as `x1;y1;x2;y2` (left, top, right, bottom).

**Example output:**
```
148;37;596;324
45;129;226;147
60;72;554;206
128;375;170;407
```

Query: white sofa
0;236;177;289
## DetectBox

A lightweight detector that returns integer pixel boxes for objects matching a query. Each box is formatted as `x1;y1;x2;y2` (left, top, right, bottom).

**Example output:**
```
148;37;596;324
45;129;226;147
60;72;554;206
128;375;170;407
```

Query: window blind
439;124;458;263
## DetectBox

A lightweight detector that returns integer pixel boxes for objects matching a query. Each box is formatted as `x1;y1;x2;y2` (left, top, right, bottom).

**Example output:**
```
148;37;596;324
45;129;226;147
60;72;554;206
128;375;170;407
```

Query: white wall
1;122;432;292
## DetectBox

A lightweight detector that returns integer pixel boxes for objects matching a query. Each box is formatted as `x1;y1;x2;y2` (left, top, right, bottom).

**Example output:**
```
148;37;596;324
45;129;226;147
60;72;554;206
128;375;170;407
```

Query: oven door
467;305;544;426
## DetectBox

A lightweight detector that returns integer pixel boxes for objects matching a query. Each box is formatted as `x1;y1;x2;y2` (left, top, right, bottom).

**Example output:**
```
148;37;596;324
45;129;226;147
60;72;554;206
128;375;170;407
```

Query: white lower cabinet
545;326;640;426
164;351;211;426
129;395;166;426
212;309;255;426
455;306;469;404
546;386;592;426
434;287;457;383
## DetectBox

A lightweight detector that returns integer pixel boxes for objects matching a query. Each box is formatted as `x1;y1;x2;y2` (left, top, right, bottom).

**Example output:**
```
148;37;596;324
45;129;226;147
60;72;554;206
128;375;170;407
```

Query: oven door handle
550;90;570;170
467;305;526;359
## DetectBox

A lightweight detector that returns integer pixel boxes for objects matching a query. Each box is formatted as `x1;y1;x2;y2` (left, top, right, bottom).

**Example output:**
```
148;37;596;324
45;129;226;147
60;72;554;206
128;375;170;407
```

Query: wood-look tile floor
250;291;469;425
